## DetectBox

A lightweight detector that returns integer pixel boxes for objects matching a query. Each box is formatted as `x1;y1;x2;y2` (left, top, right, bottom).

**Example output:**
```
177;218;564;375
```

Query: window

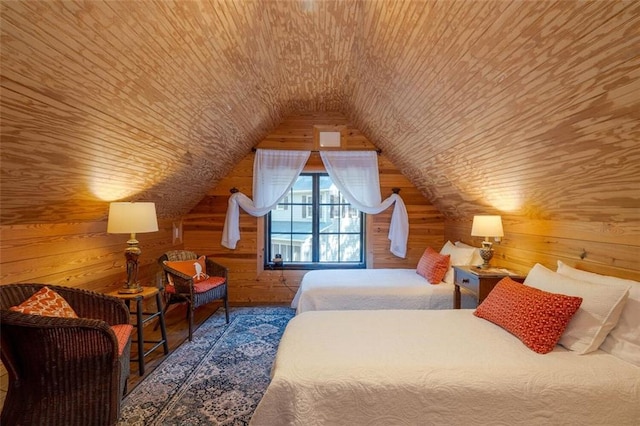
266;173;365;269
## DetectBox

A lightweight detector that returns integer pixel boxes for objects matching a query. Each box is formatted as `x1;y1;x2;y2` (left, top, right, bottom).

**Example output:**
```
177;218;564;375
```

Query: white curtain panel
320;151;409;258
221;149;310;249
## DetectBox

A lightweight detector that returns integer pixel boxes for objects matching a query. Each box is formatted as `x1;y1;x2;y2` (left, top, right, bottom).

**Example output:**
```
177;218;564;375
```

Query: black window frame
265;173;366;270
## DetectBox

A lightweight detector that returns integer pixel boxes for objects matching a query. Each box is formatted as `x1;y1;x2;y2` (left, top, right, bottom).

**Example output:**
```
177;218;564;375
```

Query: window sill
264;262;366;271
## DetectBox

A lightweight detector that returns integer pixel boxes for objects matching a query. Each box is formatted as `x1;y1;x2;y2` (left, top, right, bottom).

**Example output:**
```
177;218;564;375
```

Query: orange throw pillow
416;247;450;284
10;286;78;318
164;255;210;284
474;277;583;354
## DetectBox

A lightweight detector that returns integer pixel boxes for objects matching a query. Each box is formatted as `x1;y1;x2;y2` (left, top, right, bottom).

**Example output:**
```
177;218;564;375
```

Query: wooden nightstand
453;265;526;309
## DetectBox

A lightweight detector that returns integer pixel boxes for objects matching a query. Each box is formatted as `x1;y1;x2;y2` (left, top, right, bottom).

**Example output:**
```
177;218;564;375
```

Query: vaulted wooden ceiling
1;0;638;225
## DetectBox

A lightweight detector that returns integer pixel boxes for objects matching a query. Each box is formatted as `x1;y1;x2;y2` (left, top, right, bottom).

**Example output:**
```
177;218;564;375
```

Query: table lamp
107;202;159;293
471;215;504;269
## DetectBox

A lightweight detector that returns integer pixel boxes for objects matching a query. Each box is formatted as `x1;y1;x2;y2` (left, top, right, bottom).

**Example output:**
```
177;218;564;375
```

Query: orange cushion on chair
110;324;133;356
194;276;226;293
416;247;450;284
10;286;79;318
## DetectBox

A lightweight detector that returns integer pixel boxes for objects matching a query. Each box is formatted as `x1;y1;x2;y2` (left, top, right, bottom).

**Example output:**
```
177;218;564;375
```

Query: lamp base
479;241;494;269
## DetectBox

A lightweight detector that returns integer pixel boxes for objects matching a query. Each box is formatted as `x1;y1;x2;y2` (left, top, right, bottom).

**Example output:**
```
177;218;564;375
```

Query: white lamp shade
471;215;504;238
107;202;159;234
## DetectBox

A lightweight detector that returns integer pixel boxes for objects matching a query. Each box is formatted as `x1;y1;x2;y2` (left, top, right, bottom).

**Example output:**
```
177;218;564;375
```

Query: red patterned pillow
474;277;582;354
416;247;450;284
10;286;78;318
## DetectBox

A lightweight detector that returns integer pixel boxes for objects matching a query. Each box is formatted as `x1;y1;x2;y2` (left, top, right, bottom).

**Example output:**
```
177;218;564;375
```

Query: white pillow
524;263;630;354
454;241;483;267
557;261;640;366
440;241;475;284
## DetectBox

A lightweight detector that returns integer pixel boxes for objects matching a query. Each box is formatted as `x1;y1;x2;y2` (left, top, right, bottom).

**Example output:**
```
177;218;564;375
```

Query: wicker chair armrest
205;258;228;279
0;310;121;361
160;263;195;294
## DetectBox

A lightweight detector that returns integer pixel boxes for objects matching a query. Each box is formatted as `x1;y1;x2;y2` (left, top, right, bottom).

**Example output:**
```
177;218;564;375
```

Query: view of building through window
267;174;364;266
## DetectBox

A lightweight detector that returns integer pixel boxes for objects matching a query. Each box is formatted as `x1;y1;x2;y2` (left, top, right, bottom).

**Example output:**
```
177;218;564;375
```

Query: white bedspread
251;310;640;426
292;269;476;313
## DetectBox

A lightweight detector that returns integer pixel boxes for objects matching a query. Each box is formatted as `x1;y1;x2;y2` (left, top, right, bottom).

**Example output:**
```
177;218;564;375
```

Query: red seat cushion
194;276;226;293
110;324;133;356
165;276;226;294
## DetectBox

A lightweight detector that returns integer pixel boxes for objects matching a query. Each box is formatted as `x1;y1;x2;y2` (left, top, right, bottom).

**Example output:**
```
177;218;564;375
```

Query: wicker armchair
0;283;132;426
159;250;229;341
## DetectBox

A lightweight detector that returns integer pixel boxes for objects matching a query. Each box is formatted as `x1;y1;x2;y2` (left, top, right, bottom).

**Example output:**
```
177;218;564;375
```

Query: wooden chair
158;250;229;341
0;283;132;426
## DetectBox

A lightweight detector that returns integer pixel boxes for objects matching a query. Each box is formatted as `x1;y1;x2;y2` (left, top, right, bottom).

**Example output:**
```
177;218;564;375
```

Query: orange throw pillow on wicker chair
474;277;583;354
10;286;78;318
416;247;450;284
164;255;210;284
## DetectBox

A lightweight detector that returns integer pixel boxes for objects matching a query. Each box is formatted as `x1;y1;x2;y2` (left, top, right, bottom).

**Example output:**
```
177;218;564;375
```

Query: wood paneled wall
183;113;442;303
0;219;181;293
445;216;640;281
1;1;637;307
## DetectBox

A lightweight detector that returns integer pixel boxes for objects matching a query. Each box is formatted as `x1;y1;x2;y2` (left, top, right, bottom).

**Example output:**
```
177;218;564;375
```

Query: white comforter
251;310;640;426
292;269;476;314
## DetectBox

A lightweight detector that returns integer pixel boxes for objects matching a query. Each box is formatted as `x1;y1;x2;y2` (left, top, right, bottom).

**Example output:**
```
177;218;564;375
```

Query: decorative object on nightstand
471;215;504;269
108;202;159;294
453;265;526;308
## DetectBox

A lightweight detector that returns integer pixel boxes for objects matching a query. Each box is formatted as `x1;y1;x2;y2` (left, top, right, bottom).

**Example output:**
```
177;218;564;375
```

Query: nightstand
453;265;526;309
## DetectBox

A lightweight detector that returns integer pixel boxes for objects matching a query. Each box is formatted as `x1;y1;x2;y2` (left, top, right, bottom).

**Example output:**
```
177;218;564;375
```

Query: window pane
319;234;340;262
319;205;332;229
294;234;313;262
340;206;361;232
340;234;361;262
319;175;333;198
291;205;312;232
294;175;313;202
271;204;292;224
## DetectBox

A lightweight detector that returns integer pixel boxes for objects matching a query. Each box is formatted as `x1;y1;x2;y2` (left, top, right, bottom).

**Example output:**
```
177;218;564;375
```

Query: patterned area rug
118;306;295;425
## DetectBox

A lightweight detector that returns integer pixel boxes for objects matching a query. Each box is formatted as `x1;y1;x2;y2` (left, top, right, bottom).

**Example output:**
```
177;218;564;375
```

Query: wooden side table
453;265;526;309
107;286;169;375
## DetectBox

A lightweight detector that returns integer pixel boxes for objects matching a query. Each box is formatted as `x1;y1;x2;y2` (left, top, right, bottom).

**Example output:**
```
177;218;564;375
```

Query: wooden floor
126;301;223;392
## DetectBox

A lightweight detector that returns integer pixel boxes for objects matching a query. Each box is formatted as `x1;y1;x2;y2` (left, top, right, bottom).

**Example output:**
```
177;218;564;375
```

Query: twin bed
251;310;639;425
252;251;640;425
291;268;476;313
291;241;481;313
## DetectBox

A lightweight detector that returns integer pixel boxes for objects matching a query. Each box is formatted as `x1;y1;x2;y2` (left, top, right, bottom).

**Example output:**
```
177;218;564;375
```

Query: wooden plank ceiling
1;0;638;225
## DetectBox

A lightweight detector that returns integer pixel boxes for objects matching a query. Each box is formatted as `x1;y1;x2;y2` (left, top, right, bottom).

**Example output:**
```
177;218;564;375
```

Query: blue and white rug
118;306;295;425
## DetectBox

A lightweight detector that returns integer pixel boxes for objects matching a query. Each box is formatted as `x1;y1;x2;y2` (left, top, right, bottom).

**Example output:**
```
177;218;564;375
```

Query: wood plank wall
0;219;181;293
183;113;442;304
445;216;640;281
